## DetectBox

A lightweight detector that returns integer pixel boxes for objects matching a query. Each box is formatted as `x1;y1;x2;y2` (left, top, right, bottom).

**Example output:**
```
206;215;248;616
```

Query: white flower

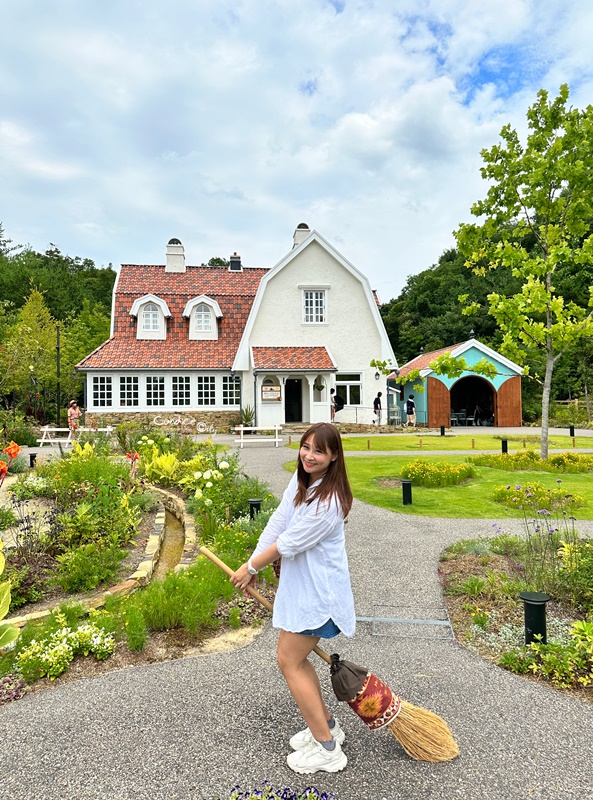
194;489;203;499
219;461;229;470
205;481;213;488
147;439;154;445
204;498;213;506
193;471;203;480
203;470;212;480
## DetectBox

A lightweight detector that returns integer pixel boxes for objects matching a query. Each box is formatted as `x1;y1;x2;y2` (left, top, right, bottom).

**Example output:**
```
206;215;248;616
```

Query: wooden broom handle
199;545;332;665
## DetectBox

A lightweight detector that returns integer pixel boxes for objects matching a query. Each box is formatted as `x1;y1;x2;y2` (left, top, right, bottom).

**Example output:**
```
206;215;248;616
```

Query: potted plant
239;405;255;430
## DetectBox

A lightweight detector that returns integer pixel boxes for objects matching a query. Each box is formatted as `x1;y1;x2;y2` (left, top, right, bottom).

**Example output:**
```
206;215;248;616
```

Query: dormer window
194;304;213;332
142;303;160;332
184;295;222;341
129;294;171;341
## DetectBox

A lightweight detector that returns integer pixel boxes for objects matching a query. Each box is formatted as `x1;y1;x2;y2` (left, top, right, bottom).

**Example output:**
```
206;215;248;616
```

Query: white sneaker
289;718;345;750
287;739;347;775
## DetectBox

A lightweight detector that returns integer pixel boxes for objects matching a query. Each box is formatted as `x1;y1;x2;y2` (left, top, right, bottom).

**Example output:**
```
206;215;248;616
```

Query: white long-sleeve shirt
253;471;356;637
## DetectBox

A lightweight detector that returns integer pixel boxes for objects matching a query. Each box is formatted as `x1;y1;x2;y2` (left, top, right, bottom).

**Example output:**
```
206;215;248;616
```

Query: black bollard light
501;439;508;454
519;591;550;644
248;498;262;519
569;424;575;437
401;479;412;506
440;425;445;436
29;453;37;468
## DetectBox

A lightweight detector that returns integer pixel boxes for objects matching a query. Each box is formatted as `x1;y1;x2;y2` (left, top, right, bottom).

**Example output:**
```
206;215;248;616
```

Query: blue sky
2;0;593;303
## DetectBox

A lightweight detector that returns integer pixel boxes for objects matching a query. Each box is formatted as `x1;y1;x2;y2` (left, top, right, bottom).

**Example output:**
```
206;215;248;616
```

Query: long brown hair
295;423;352;517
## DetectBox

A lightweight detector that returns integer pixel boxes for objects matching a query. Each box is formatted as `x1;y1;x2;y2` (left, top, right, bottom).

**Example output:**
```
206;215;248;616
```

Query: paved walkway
1;435;592;799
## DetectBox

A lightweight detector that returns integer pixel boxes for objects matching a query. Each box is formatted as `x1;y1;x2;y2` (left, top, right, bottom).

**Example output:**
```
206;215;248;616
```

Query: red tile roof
78;264;268;370
252;347;335;371
391;342;470;378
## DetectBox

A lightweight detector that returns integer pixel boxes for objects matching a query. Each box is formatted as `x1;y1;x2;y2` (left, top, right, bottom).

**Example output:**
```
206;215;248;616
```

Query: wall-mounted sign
262;385;282;401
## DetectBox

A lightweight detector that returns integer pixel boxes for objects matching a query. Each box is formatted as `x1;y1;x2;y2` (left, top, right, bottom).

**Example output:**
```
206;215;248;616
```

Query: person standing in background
405;394;416;426
373;392;382;426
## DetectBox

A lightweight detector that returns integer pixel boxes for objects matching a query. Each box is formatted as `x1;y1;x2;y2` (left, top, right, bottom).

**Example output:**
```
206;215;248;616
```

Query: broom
200;545;460;763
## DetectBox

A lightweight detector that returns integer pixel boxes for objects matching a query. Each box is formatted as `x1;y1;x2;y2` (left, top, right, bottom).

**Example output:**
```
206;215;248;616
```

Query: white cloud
1;0;593;299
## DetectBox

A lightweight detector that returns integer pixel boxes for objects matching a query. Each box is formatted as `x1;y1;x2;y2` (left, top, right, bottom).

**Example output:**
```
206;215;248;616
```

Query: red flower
0;461;8;479
3;441;21;460
126;452;140;463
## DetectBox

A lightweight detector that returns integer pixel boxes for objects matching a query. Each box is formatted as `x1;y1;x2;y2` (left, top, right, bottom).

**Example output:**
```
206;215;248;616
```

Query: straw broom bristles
389;700;460;762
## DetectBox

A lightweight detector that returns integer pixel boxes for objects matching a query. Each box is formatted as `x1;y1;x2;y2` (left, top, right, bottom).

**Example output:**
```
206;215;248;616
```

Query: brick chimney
165;238;186;272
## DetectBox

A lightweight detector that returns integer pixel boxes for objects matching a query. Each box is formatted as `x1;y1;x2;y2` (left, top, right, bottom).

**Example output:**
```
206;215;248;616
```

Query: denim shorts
297;618;341;639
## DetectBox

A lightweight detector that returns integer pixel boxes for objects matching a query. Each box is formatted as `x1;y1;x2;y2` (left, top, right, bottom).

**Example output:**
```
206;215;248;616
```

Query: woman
231;422;355;775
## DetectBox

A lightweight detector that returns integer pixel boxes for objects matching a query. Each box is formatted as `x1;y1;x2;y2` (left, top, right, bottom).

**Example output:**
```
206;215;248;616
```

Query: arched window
142;303;160;332
194;304;213;332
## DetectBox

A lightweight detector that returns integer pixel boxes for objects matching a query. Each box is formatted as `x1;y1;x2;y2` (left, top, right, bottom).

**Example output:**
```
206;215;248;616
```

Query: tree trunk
540;346;555;460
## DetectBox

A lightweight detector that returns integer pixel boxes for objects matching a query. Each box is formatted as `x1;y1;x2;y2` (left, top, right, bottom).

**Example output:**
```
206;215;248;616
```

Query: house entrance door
285;379;302;423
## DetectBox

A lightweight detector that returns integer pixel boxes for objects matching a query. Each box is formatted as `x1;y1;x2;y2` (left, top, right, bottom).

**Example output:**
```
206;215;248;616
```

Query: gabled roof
233;229;396;371
77;264;268;370
252;347;336;371
390;339;523;380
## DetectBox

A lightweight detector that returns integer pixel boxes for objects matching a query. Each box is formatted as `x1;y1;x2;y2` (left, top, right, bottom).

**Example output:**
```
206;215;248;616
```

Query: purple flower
516;485;521;490
556;478;562;483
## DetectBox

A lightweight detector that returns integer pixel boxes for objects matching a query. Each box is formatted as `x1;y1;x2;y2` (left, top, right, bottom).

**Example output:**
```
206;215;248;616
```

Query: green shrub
470;451;593;473
5;563;47;610
16;611;116;682
490;533;526;558
1;425;38;448
9;473;51;500
498;618;593;689
54;542;127;593
400;459;475;487
0;506;16;531
493;481;584;510
443;538;491;556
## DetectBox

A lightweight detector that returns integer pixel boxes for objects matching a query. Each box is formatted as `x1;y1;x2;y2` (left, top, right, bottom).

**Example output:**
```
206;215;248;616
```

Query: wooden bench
234;425;283;448
36;426;114;447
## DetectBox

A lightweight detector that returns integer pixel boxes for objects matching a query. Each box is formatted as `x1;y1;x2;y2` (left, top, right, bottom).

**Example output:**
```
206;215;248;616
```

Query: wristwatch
247;559;258;575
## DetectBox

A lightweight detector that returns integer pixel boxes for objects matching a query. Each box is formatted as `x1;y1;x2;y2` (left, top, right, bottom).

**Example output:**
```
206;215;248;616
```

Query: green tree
0;290;58;401
456;85;593;458
61;300;111;401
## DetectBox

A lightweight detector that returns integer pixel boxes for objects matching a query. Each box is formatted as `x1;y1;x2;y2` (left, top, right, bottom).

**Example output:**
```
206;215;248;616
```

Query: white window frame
119;376;139;407
92;376;113;407
336;372;361;406
172;375;191;406
222;375;241;406
146;375;165;406
197;375;216;406
301;287;328;324
194;304;213;332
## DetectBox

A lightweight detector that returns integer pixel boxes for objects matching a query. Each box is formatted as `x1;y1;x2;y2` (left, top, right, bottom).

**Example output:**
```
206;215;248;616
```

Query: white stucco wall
248;240;390;425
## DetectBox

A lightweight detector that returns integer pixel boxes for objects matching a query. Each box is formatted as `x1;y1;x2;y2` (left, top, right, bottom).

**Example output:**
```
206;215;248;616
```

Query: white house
76;224;397;428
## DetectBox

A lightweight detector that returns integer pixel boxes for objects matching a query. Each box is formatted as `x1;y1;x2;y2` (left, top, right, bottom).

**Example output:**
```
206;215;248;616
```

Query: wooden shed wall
496;375;522;426
427;376;451;427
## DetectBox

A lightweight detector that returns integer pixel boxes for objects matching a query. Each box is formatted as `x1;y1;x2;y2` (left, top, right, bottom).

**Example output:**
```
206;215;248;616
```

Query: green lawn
283;454;593;519
287;433;591;452
339;433;591;451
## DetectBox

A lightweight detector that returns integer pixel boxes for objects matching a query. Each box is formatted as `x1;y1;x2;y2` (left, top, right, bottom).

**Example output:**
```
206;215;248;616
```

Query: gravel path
0;437;592;800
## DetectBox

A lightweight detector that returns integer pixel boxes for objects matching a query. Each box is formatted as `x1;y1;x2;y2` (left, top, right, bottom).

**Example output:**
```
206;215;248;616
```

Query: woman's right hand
230;562;257;593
